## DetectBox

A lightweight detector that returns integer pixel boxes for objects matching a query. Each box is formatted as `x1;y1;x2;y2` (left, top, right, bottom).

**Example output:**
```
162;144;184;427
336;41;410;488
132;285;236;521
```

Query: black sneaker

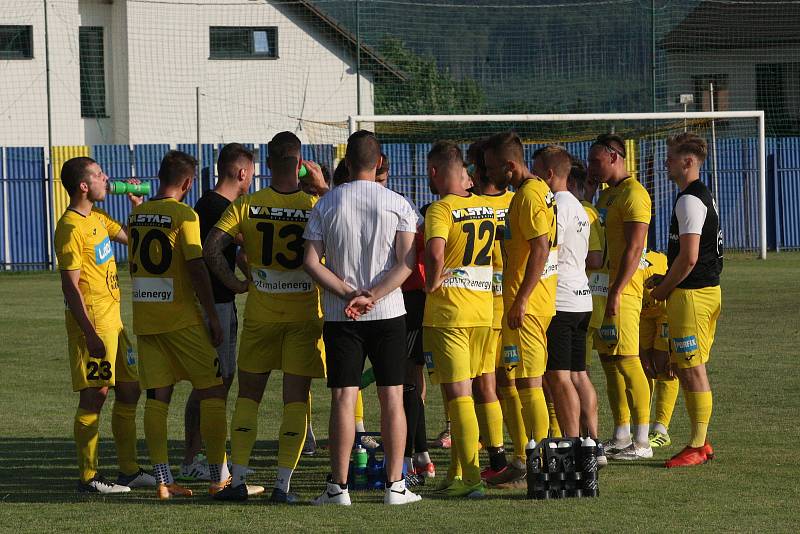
404;472;424;487
77;474;131;494
269;488;301;504
116;468;157;488
212;482;248;501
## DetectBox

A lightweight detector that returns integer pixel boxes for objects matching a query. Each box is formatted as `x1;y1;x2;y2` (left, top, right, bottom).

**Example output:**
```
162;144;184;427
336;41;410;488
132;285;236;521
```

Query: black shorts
324;317;407;388
546;311;591;372
403;290;426;331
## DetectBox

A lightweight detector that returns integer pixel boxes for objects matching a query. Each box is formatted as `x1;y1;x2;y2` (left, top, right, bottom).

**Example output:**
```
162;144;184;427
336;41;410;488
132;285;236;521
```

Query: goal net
340;112;766;258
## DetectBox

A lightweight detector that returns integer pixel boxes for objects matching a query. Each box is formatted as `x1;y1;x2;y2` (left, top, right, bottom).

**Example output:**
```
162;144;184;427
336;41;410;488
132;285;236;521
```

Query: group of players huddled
54;127;722;504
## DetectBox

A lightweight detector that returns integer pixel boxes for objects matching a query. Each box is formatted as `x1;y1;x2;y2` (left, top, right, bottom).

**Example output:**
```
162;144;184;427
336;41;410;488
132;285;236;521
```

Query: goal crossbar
349;111;767;259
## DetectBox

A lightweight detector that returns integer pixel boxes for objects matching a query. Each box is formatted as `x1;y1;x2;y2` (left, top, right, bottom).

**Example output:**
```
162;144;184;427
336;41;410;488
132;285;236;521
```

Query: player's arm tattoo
203;228;247;292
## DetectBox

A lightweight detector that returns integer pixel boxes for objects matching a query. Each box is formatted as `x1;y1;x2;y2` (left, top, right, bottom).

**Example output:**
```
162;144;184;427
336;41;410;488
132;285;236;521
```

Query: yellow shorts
423;326;492;384
667;286;721;369
481;328;502;375
640;314;669;352
238;319;326;378
594;292;642;356
67;318;138;392
501;314;552;379
137;324;223;390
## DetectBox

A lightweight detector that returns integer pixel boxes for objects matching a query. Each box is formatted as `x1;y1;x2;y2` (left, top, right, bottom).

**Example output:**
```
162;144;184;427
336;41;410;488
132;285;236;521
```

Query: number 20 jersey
423;193;495;328
128;198;204;335
215;187;321;323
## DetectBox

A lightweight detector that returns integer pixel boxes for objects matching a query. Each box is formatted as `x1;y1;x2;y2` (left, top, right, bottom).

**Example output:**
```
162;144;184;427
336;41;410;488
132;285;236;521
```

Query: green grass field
1;253;798;532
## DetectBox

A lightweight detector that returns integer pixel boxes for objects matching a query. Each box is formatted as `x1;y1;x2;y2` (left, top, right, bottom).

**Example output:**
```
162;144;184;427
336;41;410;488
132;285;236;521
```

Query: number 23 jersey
128;198;204;335
215;187;321;323
423;193;495;328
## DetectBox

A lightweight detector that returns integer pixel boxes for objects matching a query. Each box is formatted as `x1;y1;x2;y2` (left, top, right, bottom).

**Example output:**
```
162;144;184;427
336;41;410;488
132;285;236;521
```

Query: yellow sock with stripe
230;398;259;487
74;408;100;483
447;436;462;480
685;390;713;448
499;386;527;462
654;377;680;431
354;390;365;432
600;360;631;428
143;399;169;466
518;387;549;442
278;402;307;470
200;398;228;468
111;401;139;476
475;400;504;449
448;396;481;486
616;357;651;427
547;401;562;438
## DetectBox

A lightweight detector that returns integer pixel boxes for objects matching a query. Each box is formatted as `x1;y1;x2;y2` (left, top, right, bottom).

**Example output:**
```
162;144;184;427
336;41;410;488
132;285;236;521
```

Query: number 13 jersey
423;193;495;328
215;187;321;323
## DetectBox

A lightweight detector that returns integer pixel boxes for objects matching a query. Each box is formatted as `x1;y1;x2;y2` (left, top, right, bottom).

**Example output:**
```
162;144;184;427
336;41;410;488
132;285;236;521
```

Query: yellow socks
498;386;527;462
654;376;680;431
685;390;713;448
230;397;259;467
354;390;365;432
616;357;651;426
448;396;480;485
200;398;228;467
518;387;548;442
601;359;630;427
278;402;308;470
143;399;169;466
547;401;562;438
475;400;504;449
74;408;100;483
111;401;139;476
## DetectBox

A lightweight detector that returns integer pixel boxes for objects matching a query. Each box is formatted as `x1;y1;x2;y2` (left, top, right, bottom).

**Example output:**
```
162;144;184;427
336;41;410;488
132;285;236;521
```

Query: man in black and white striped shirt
303;130;422;505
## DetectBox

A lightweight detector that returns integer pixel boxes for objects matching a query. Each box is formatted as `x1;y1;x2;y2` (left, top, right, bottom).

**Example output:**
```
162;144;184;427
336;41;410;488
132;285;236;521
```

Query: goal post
349;111;767;259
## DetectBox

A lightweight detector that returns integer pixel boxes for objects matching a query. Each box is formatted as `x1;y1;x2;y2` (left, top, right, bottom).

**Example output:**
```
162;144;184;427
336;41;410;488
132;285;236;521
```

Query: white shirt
554;191;592;313
303;180;421;322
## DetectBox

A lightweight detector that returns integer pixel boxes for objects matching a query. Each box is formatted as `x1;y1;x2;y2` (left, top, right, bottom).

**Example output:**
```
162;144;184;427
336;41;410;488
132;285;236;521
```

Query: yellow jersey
502;177;558;318
127;198;204;335
641;250;668;319
481;190;514;329
54;207;122;331
596;177;651;297
583;200;608;327
215;187;321;323
423;193;495;328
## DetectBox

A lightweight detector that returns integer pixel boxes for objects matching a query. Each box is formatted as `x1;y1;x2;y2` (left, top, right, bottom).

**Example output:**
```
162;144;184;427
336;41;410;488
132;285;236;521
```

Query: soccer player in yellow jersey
640;250;679;448
128;150;229;499
467;140;528;486
651;133;722;468
483;132;558;447
55;157;155;493
588;134;653;460
423;140;495;499
204;132;329;503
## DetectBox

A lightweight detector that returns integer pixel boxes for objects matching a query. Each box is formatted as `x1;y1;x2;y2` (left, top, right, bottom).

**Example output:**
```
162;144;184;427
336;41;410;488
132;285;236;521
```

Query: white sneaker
609;443;654;460
361;435;380;449
384;479;422;505
78;475;131;494
311;482;352;506
117;468;157;488
177;454;211;482
602;438;632;456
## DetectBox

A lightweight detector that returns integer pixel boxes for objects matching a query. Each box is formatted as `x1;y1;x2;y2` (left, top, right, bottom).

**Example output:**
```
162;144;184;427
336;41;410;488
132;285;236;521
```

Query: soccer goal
347;112;767;259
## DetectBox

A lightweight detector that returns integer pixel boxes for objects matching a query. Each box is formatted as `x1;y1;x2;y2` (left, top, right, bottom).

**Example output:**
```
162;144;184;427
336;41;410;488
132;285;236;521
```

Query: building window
692;74;729;112
0;25;33;59
209;27;278;59
79;26;107;118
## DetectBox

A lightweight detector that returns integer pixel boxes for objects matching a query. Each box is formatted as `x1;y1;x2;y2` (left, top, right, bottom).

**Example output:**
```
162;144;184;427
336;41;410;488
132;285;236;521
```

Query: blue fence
1;139;798;270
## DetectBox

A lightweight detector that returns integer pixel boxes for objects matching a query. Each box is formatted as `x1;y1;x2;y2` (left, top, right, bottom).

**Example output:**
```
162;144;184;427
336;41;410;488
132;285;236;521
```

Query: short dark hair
345;130;381;174
61;157;97;196
483;131;525;164
217;143;254;180
268;131;302;175
377;152;389;175
533;145;572;178
332;159;350;186
427;140;463;170
568;156;587;196
591;133;627;159
467;138;488;182
667;132;708;162
158;150;197;186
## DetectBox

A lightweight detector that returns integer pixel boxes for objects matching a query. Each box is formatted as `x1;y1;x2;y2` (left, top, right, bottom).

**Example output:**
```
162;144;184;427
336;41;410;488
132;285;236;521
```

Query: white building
0;0;401;147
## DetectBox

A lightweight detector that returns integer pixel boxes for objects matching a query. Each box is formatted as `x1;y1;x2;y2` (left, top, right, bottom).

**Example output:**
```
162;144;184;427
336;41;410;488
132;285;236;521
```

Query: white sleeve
303;203;325;241
675;195;707;235
397;196;421;233
556;202;566;247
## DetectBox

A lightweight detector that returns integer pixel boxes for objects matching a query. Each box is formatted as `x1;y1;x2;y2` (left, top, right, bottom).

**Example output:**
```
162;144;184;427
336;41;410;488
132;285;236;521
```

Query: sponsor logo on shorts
252;268;314;293
599;324;618;342
423;351;434;369
673;335;698;354
132;277;174;302
126;345;136;366
94;236;113;265
503;345;520;365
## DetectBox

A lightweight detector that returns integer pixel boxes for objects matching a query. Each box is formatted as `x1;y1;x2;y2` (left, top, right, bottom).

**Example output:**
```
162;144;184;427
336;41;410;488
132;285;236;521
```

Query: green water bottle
298;164;309;180
108;181;151;196
353;444;369;489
